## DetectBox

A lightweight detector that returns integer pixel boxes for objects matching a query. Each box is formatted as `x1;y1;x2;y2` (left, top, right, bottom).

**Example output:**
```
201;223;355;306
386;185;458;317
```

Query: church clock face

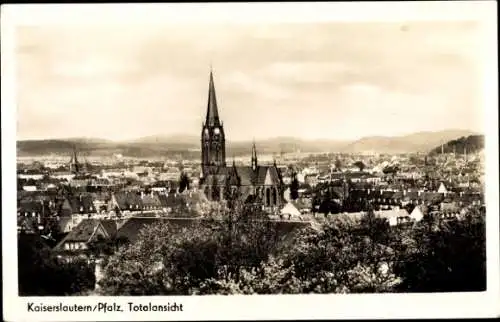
214;127;220;135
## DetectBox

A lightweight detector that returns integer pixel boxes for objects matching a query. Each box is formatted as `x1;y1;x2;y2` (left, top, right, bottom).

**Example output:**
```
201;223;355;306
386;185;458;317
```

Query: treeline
429;135;484;155
18;203;485;296
96;206;486;295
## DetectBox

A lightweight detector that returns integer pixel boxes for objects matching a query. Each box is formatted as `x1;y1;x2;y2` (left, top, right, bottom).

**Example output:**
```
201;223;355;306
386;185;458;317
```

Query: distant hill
342;129;478;154
16;129;479;158
429;134;485;155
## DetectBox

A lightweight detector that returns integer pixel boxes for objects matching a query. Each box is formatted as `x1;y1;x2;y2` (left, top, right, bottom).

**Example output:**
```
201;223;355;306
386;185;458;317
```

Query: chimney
403;189;407;196
141;191;144;199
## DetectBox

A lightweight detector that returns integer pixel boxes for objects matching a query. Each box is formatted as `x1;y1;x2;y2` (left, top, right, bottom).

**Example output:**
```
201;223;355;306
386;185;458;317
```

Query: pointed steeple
71;144;80;174
251;140;258;171
206;68;220;127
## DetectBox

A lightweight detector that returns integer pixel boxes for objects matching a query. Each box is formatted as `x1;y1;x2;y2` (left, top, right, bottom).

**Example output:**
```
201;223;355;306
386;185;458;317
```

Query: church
199;70;284;209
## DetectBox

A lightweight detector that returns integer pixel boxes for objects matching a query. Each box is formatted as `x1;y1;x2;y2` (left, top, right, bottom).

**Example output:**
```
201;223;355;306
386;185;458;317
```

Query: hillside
16;129;478;158
342;129;478;154
429;134;485;155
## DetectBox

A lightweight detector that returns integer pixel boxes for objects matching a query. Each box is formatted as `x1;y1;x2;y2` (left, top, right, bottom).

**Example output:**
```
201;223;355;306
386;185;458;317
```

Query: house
162;167;181;182
90;192;112;213
18;199;53;218
17;215;39;234
375;208;411;226
53;219;118;255
141;192;163;211
291;198;312;214
304;174;319;187
440;201;460;213
437;182;448;194
67;194;98;215
330;171;382;184
410;206;425;222
280;202;301;220
108;191;144;215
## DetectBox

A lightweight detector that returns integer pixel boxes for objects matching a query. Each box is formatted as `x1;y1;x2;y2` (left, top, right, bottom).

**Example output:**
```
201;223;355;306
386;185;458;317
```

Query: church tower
251;141;258;171
201;69;226;176
69;145;80;174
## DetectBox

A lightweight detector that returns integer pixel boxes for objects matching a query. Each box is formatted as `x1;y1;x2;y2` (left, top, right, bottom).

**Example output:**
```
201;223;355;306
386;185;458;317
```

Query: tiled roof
404;191;419;200
142;194;162;207
67;194;97;213
381;191;395;199
100;219;118;236
56;219;100;244
204;165;282;187
54;218;118;250
422;192;445;204
113;191;144;210
392;191;403;199
18;200;52;215
116;217;200;243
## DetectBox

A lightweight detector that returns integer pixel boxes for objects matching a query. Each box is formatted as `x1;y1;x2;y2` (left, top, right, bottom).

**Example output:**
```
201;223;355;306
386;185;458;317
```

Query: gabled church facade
199;70;284;209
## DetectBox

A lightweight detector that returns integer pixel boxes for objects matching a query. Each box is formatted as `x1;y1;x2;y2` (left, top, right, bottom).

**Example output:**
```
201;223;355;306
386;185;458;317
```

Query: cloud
51;57;139;79
14;21;485;140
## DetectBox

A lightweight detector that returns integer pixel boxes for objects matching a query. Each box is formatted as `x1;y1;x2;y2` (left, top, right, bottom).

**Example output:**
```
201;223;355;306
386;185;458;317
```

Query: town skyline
16;21;486;141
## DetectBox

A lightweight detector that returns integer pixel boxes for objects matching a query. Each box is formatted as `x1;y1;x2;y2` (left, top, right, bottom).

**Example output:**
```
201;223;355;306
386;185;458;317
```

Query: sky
15;19;487;141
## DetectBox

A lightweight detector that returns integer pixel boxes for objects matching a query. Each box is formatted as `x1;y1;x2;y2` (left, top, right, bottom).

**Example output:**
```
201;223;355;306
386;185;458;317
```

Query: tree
392;208;486;292
18;234;95;296
98;206;283;295
353;161;366;172
290;173;299;201
281;215;399;293
179;172;190;193
383;165;400;175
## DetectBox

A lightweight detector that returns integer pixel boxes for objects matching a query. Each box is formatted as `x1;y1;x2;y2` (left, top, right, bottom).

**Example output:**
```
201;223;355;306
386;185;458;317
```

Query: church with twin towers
199;69;284;208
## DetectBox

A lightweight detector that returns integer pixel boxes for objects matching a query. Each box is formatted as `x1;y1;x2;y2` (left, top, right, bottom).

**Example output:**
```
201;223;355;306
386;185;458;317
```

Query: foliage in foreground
18;234;95;296
19;202;485;296
97;206;485;295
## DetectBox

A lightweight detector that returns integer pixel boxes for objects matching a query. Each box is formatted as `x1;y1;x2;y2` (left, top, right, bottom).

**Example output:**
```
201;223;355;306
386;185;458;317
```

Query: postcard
2;2;498;321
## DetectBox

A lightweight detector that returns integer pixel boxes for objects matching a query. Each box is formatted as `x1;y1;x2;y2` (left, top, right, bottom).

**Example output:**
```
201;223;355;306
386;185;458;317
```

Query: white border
2;2;499;321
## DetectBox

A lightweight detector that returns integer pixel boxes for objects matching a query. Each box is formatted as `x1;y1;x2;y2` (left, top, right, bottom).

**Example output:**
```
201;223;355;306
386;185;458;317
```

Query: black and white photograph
2;2;499;321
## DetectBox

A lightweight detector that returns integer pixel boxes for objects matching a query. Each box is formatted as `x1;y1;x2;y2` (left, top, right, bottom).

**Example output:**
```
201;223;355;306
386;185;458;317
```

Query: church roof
234;166;281;186
202;165;283;187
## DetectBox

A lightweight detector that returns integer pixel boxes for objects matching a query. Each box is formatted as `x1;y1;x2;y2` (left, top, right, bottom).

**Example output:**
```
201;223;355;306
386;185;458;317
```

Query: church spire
206;68;220;127
251;140;258;171
71;144;80;174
